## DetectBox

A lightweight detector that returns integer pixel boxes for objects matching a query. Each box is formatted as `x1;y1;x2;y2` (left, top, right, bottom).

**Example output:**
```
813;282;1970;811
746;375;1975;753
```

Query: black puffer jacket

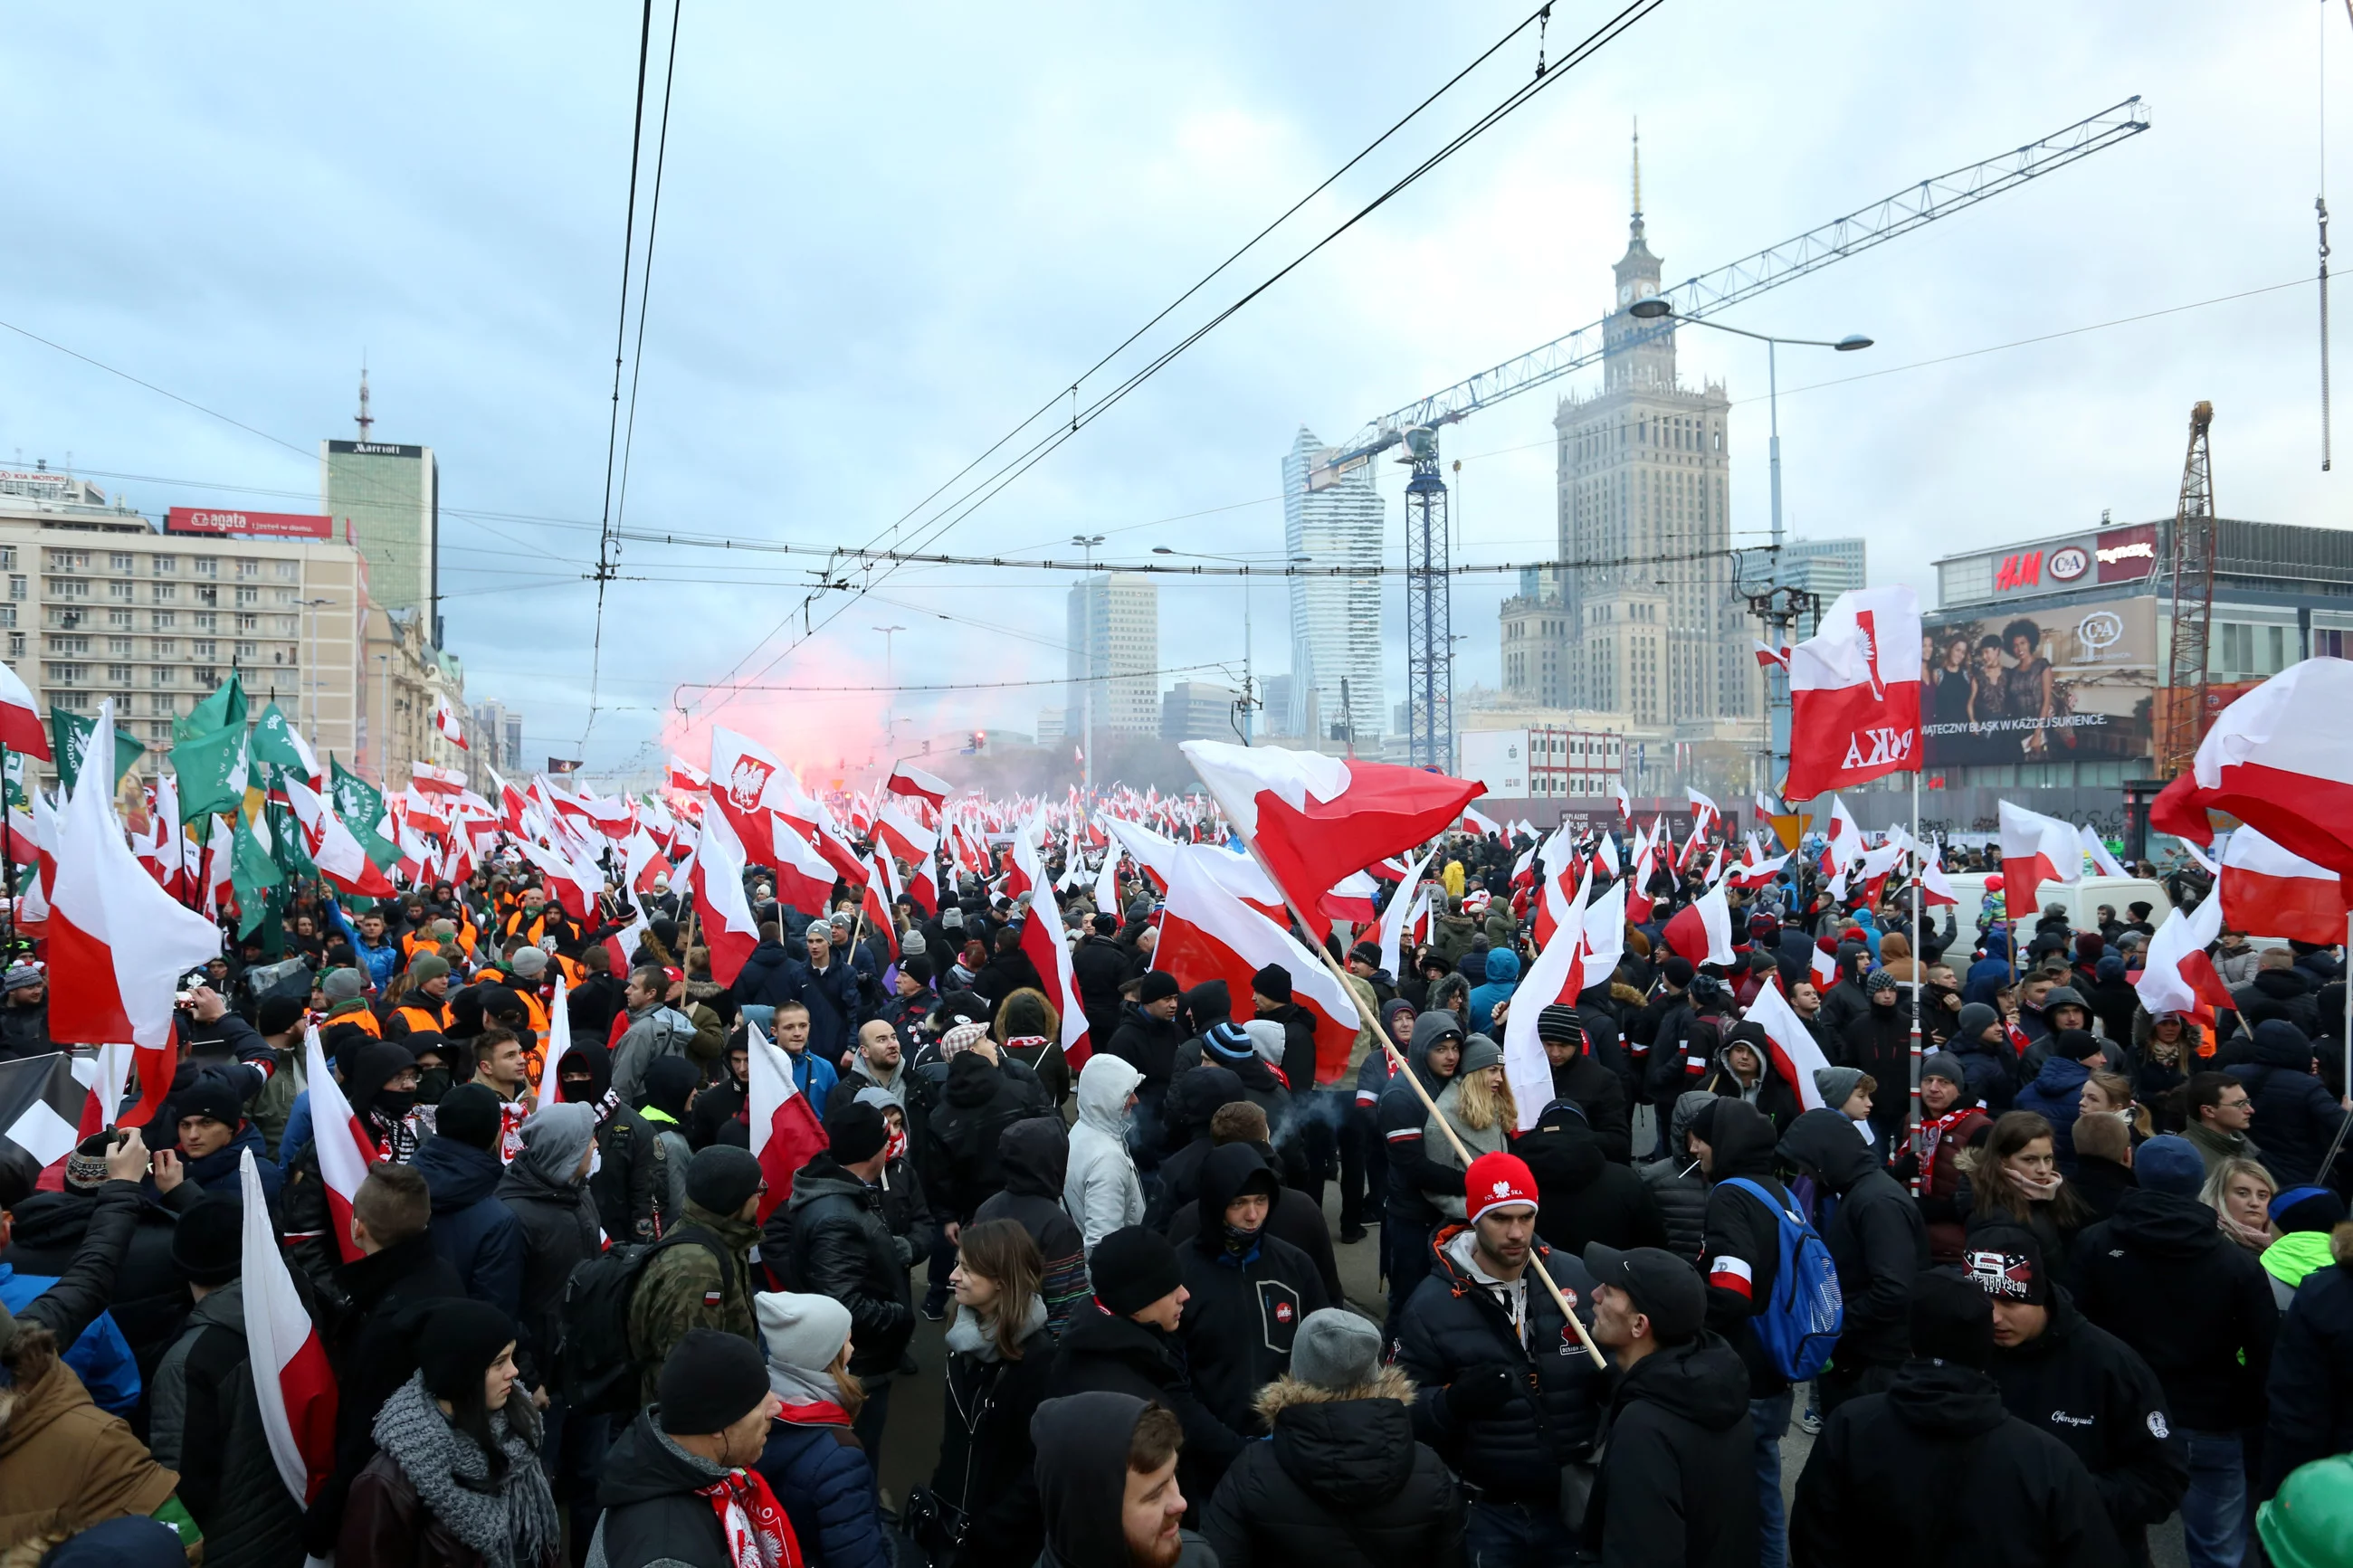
2225;1020;2348;1187
1517;1103;1668;1257
1105;1003;1186;1090
766;1153;914;1380
974;1117;1089;1339
148;1280;305;1568
1175;1145;1329;1440
2264;1258;2353;1497
1778;1108;1929;1372
1391;1222;1605;1502
1147;1066;1243;1231
2231;966;2321;1037
1584;1332;1756;1568
1640;1090;1716;1265
2073;1187;2277;1431
496;1127;601;1391
2;1184;185;1377
1046;1300;1246;1507
1791;1359;2126;1568
922;1053;1046;1223
1199;1368;1462;1568
1695;1098;1791;1398
1547;1041;1631;1163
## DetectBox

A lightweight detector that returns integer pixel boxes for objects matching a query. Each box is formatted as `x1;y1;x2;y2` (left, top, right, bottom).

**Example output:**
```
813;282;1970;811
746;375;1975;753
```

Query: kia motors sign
166;506;332;541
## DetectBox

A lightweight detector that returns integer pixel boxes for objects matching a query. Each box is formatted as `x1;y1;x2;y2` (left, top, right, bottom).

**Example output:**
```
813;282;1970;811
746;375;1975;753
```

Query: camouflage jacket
624;1202;762;1404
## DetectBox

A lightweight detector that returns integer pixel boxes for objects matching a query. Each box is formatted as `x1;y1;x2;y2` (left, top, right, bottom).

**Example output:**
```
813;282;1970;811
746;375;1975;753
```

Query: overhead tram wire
701;0;1670;720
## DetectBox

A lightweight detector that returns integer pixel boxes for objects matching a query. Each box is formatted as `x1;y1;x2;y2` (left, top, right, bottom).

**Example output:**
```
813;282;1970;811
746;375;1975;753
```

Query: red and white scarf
1912;1104;1980;1178
698;1468;805;1568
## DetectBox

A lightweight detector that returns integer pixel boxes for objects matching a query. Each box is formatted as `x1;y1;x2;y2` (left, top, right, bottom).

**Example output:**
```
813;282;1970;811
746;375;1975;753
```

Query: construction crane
2158;401;2217;777
1307;97;2152;771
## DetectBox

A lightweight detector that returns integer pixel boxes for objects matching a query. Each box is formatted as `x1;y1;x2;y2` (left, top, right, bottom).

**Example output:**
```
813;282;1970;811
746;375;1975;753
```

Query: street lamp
1151;546;1310;743
1072;537;1105;791
872;625;904;757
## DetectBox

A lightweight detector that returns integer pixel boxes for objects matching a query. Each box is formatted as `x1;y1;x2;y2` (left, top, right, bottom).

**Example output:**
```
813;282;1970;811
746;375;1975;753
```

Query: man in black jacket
1582;1242;1757;1568
1686;1097;1794;1568
1072;914;1131;1049
1392;1150;1604;1567
1790;1271;2126;1567
1970;1222;2187;1562
494;1102;605;1551
594;1331;787;1568
731;922;800;1008
2073;1134;2277;1568
1176;1145;1328;1444
6;1132;186;1384
1379;1012;1464;1322
1109;972;1187;1169
1517;1098;1667;1258
765;1100;912;1457
1147;1065;1243;1233
1777;1107;1929;1414
1166;1103;1341;1307
1632;957;1694;1158
2262;1231;2353;1498
1537;1003;1631;1163
920;1045;1046;1235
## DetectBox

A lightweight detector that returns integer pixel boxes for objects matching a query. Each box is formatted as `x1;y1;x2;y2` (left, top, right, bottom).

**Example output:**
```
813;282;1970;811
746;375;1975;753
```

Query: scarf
371;1373;558;1568
2215;1208;2274;1253
765;1356;840;1411
696;1467;805;1568
1913;1104;1980;1174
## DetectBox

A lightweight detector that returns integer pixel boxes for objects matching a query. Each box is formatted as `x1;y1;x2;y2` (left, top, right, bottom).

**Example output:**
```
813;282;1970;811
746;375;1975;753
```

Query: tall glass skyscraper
1281;426;1384;744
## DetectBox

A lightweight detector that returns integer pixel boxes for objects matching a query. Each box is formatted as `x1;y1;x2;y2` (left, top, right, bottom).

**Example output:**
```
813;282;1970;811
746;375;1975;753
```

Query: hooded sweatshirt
1777;1108;1929;1370
1032;1392;1214;1568
1585;1332;1757;1568
975;1117;1090;1337
1378;1012;1464;1225
1466;947;1519;1036
1064;1054;1146;1252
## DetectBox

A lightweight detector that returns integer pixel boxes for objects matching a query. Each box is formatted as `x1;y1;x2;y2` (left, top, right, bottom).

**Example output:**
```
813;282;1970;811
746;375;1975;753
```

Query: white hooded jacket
1063;1053;1146;1253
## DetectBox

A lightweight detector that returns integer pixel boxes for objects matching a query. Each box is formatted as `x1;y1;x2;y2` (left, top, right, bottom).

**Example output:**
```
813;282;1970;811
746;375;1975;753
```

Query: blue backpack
1720;1176;1843;1382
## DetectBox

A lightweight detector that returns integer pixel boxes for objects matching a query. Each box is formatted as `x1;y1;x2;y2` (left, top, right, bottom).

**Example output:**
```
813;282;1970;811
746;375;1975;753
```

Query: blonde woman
2203;1156;2278;1253
2079;1069;2151;1139
1424;1034;1515;1219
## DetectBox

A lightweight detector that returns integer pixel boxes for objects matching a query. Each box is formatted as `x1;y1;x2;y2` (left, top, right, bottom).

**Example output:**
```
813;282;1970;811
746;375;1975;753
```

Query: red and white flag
240;1150;337;1506
1180;740;1483;943
2219;825;2349;946
1919;855;1959;909
1462;804;1501;838
1821;795;1862;877
1614;780;1633;823
884;762;952;811
1503;870;1596;1129
302;1021;379;1262
1007;820;1092;1071
747;1017;829;1219
1810;943;1839;992
531;978;574;1110
1753;641;1792;674
1745;975;1834;1113
1376;847;1436;979
285;776;396;898
1319;868;1380;928
0;660;50;760
1785;585;1923;801
2150;658;2353;877
665;755;710;795
431;693;468;750
1151;849;1360;1086
875;802;940;916
2078;824;2129;880
1998;801;2082;922
48;703;224;1051
1686;787;1720;832
691;809;765;987
514;836;598;922
1661;881;1736;967
2135;886;2236;1019
709;727;788;867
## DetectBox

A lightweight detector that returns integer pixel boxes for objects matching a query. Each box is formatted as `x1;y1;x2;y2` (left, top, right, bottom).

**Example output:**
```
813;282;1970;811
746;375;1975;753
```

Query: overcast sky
3;2;2340;782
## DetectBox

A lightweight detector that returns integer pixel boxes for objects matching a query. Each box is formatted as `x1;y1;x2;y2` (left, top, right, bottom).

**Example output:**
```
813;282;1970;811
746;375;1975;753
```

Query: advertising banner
166;506;332;540
1920;596;2154;767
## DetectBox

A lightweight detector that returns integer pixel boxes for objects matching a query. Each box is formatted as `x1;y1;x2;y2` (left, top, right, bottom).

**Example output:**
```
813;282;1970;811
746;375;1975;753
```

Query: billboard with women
1918;595;2156;767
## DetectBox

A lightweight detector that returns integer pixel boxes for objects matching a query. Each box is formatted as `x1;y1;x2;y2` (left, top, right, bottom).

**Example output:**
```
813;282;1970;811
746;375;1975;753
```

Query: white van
1926;873;2173;935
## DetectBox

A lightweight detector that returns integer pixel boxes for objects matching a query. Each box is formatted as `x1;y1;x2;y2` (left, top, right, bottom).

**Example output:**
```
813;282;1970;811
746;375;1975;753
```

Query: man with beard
1031;1393;1215;1568
1174;1145;1329;1446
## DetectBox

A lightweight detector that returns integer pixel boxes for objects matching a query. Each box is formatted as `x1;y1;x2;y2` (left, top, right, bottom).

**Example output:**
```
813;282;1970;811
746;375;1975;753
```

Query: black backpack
556;1226;733;1415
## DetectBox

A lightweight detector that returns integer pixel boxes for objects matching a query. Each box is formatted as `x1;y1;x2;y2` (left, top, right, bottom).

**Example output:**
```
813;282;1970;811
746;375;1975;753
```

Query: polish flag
1821;795;1862;878
1103;815;1285;922
665;755;710;795
1462;804;1501;838
1919;855;1959;909
47;704;224;1051
2078;824;2129;880
514;837;598;922
855;854;900;964
2149;658;2353;875
747;1017;829;1219
770;764;868;887
691;809;765;987
1614;780;1633;823
2135;886;2237;1019
1810;944;1839;991
1686;787;1720;832
767;815;841;922
1503;870;1596;1130
431;694;468;750
708;727;788;867
1745;975;1834;1113
1661;881;1736;967
285;776;396;898
1531;832;1582;950
1007;821;1092;1071
1179;741;1483;944
0;660;49;760
1785;585;1923;801
885;763;953;811
1727;849;1791;891
1376;847;1436;980
411;760;467;796
303;1021;379;1262
875;802;940;916
1319;868;1380;927
2220;825;2350;946
531;978;575;1111
1998;801;2082;922
239;1151;337;1505
1151;849;1359;1085
1753;641;1792;673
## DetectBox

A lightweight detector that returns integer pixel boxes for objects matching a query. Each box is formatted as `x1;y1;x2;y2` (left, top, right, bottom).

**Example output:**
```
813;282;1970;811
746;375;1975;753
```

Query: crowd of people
0;811;2347;1568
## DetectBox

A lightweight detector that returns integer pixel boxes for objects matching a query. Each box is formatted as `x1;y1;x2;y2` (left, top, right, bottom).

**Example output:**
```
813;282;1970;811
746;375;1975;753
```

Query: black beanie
174;1074;244;1131
1089;1226;1185;1317
825;1102;887;1165
685;1145;766;1216
1910;1270;1995;1369
1251;964;1292;1004
170;1193;243;1287
1962;1222;2051;1307
257;995;306;1037
434;1083;503;1152
659;1328;770;1436
1662;956;1696;988
415;1299;518;1403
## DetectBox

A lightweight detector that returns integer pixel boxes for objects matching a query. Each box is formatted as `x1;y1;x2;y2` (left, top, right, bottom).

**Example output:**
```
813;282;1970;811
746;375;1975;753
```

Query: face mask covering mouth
413;1067;453;1105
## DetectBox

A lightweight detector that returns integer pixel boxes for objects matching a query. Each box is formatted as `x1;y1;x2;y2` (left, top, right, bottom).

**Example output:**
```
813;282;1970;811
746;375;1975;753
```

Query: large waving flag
1151;849;1360;1085
1179;740;1482;942
1997;801;2082;921
747;1017;829;1219
2220;825;2349;946
302;1021;378;1262
48;701;224;1050
284;775;395;898
2136;888;2235;1019
1661;880;1736;967
1376;847;1436;979
241;1150;338;1505
1745;975;1834;1113
1785;585;1923;800
884;762;952;811
1006;820;1093;1071
0;659;50;760
1503;870;1595;1131
691;809;764;986
876;801;940;916
2151;658;2353;878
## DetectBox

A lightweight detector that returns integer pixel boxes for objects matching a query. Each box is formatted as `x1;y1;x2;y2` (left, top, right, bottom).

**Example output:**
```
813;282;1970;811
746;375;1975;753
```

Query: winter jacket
1944;1028;2019;1117
1466;948;1519;1037
609;1003;700;1109
2211;942;2262;989
1899;1105;1993;1264
147;1278;305;1566
1070;934;1131;1042
1789;1359;2125;1568
2231;967;2321;1038
931;1322;1056;1568
1695;1042;1800;1135
2263;1256;2353;1496
764;1154;914;1381
1518;1105;1669;1258
753;1411;889;1568
732;936;801;1008
1176;1145;1330;1441
1046;1300;1246;1506
1779;1109;1929;1372
1031;1387;1219;1568
1378;1012;1465;1228
1391;1222;1605;1501
1148;1066;1244;1232
1064;1056;1145;1252
1986;1285;2186;1558
586;1411;742;1568
0;998;50;1060
1166;1163;1342;1307
1199;1367;1463;1568
1253;1002;1321;1094
779;955;867;1068
1695;1099;1792;1398
2225;1020;2348;1187
0;1340;178;1553
1548;1046;1632;1164
2073;1187;2277;1431
1837;1003;1913;1103
1104;1003;1186;1092
922;1054;1047;1224
624;1204;762;1407
1583;1332;1757;1568
1639;1091;1716;1265
1421;1072;1510;1221
974;1117;1089;1338
2014;1055;2092;1166
0;1184;182;1382
409;1134;526;1325
176;1118;284;1206
496;1120;600;1391
341;1371;562;1568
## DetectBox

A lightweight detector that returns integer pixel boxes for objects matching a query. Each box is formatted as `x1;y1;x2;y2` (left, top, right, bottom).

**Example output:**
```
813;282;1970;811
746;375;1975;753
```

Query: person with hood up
1640;1089;1719;1265
1890;1051;1996;1265
1580;1242;1758;1568
2073;1134;2278;1568
1379;1011;1465;1320
1423;1033;1514;1219
731;921;800;1008
491;1103;603;1545
1467;946;1519;1037
1970;1221;2187;1563
927;1219;1056;1568
2226;1019;2348;1188
1789;1271;2127;1567
1390;1149;1604;1567
1536;1003;1630;1163
1030;1392;1213;1568
1200;1307;1463;1568
1142;1064;1243;1233
549;1042;667;1244
1066;1053;1147;1255
1164;1103;1341;1307
589;1329;794;1568
281;1040;423;1287
1962;927;2015;1004
1778;1107;1929;1414
919;1031;1049;1313
1837;971;1914;1154
635;1055;697;1225
975;1117;1090;1338
1175;1145;1329;1443
339;1298;562;1568
1517;1098;1667;1258
410;1083;526;1325
1945;1002;2020;1116
749;1291;890;1568
2015;1028;2105;1169
2230;946;2323;1038
2260;1185;2348;1308
1697;1022;1799;1134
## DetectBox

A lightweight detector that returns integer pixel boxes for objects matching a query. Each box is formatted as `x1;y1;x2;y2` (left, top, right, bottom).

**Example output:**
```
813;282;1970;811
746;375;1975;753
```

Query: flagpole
0;741;13;948
1909;765;1924;1195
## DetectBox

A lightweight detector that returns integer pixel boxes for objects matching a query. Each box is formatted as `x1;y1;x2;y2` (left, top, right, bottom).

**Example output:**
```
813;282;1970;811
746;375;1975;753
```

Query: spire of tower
356;359;374;441
1630;117;1643;239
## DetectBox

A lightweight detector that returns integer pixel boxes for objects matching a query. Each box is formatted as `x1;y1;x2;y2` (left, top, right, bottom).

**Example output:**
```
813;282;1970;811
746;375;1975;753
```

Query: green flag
330;757;398;869
230;805;283;939
265;772;318;881
3;751;23;814
251;702;317;779
173;727;250;823
176;670;247;744
49;708;146;795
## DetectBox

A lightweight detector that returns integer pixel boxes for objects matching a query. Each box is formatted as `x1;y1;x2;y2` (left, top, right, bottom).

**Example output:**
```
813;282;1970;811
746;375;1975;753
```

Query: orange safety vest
391;1003;450;1037
554;954;586;988
328;1005;383;1039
